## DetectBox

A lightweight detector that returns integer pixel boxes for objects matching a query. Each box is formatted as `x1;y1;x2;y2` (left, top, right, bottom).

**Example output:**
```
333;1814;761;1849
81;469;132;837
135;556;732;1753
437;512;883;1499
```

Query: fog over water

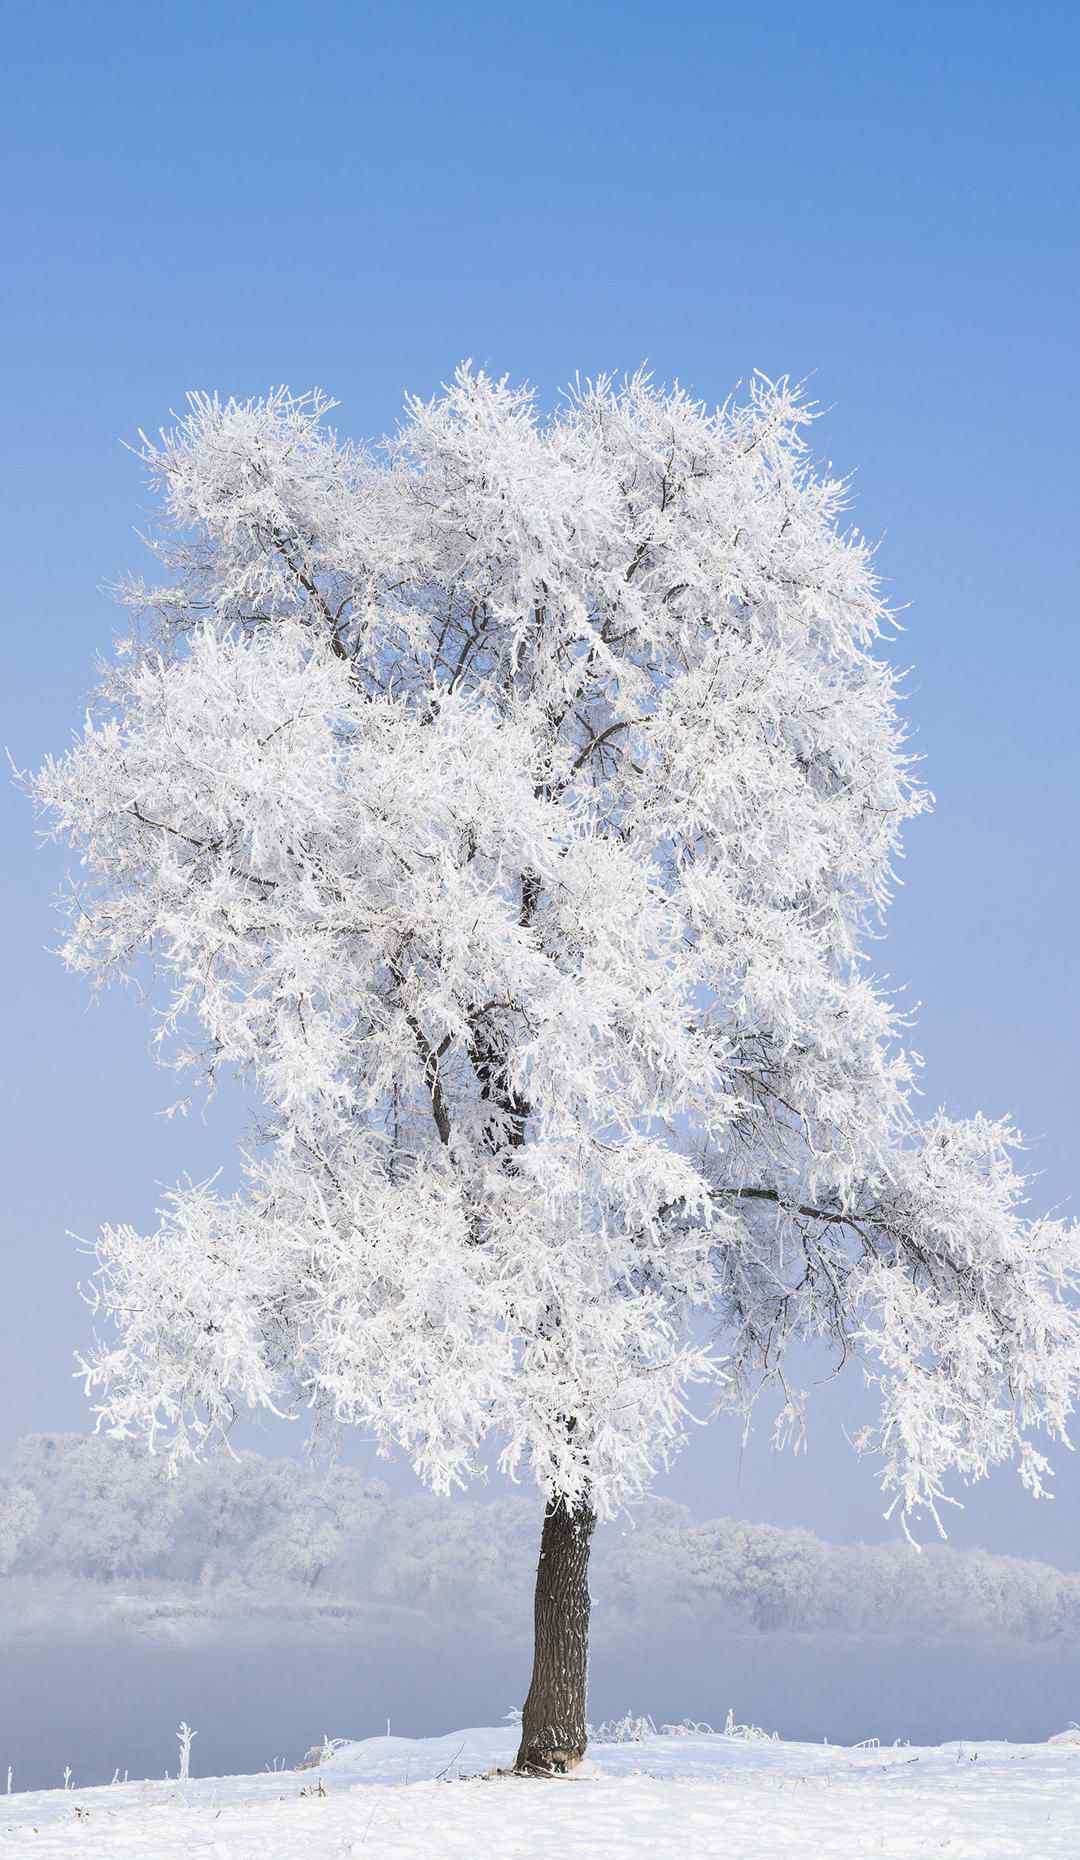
7;1600;1080;1793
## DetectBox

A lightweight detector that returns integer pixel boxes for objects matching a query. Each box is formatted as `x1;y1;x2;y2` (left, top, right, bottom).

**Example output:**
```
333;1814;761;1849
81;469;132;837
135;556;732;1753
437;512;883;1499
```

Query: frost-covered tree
7;1434;178;1580
28;367;1080;1771
7;1433;1080;1654
0;1481;41;1577
0;1433;385;1587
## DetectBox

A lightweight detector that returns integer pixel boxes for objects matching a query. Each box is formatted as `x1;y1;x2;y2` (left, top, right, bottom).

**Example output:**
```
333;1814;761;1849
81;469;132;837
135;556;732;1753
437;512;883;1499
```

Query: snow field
4;1726;1080;1859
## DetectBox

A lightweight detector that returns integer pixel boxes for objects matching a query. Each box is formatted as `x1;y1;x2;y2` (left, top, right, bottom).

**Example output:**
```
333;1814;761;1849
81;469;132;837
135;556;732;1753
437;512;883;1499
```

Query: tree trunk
515;1497;596;1774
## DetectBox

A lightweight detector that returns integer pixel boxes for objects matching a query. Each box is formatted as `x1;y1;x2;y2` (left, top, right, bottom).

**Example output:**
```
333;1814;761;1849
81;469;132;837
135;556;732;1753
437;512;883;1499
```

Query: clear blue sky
2;0;1078;1561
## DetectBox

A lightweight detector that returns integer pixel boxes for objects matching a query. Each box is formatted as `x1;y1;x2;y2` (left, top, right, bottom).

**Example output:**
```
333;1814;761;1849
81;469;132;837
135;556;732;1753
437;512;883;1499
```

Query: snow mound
4;1725;1080;1858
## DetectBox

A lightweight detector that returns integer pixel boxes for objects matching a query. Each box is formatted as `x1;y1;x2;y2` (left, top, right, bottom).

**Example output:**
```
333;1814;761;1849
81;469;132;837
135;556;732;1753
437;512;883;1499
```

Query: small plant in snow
297;1735;348;1770
176;1722;196;1781
722;1709;777;1742
592;1710;777;1743
592;1712;658;1744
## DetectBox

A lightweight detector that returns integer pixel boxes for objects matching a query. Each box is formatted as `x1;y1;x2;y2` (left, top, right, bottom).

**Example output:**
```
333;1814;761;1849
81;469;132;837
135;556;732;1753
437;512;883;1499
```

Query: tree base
513;1746;584;1777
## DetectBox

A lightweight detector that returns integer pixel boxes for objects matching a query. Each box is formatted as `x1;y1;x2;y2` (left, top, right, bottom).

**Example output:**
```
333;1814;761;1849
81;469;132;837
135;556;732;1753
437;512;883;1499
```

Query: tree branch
710;1184;871;1237
265;526;349;659
405;1015;453;1147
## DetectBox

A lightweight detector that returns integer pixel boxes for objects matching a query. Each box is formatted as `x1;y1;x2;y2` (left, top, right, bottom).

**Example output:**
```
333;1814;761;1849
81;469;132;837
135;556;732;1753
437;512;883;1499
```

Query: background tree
28;368;1080;1771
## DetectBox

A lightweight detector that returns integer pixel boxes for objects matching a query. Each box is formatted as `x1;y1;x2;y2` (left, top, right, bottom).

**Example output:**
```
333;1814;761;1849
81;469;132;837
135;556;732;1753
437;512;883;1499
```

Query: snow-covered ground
4;1724;1080;1858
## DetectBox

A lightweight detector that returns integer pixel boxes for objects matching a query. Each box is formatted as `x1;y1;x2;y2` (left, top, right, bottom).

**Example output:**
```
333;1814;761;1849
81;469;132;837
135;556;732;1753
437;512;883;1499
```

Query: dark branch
711;1185;867;1232
266;527;349;658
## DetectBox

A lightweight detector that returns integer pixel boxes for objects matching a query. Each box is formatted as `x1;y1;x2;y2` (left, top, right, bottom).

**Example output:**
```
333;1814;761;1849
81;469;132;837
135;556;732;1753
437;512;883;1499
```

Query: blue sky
2;0;1078;1561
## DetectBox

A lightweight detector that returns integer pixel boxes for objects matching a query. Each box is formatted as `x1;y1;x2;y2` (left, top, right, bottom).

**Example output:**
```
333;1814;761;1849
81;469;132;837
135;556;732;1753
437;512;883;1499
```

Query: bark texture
515;1498;597;1774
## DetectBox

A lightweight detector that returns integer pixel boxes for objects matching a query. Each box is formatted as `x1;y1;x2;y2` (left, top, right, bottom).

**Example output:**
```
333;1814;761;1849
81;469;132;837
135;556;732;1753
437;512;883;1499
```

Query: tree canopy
30;366;1080;1535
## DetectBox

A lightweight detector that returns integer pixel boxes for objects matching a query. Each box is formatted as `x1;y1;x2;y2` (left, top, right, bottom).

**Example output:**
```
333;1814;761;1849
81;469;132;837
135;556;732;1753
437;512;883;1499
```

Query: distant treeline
3;1432;1078;1646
